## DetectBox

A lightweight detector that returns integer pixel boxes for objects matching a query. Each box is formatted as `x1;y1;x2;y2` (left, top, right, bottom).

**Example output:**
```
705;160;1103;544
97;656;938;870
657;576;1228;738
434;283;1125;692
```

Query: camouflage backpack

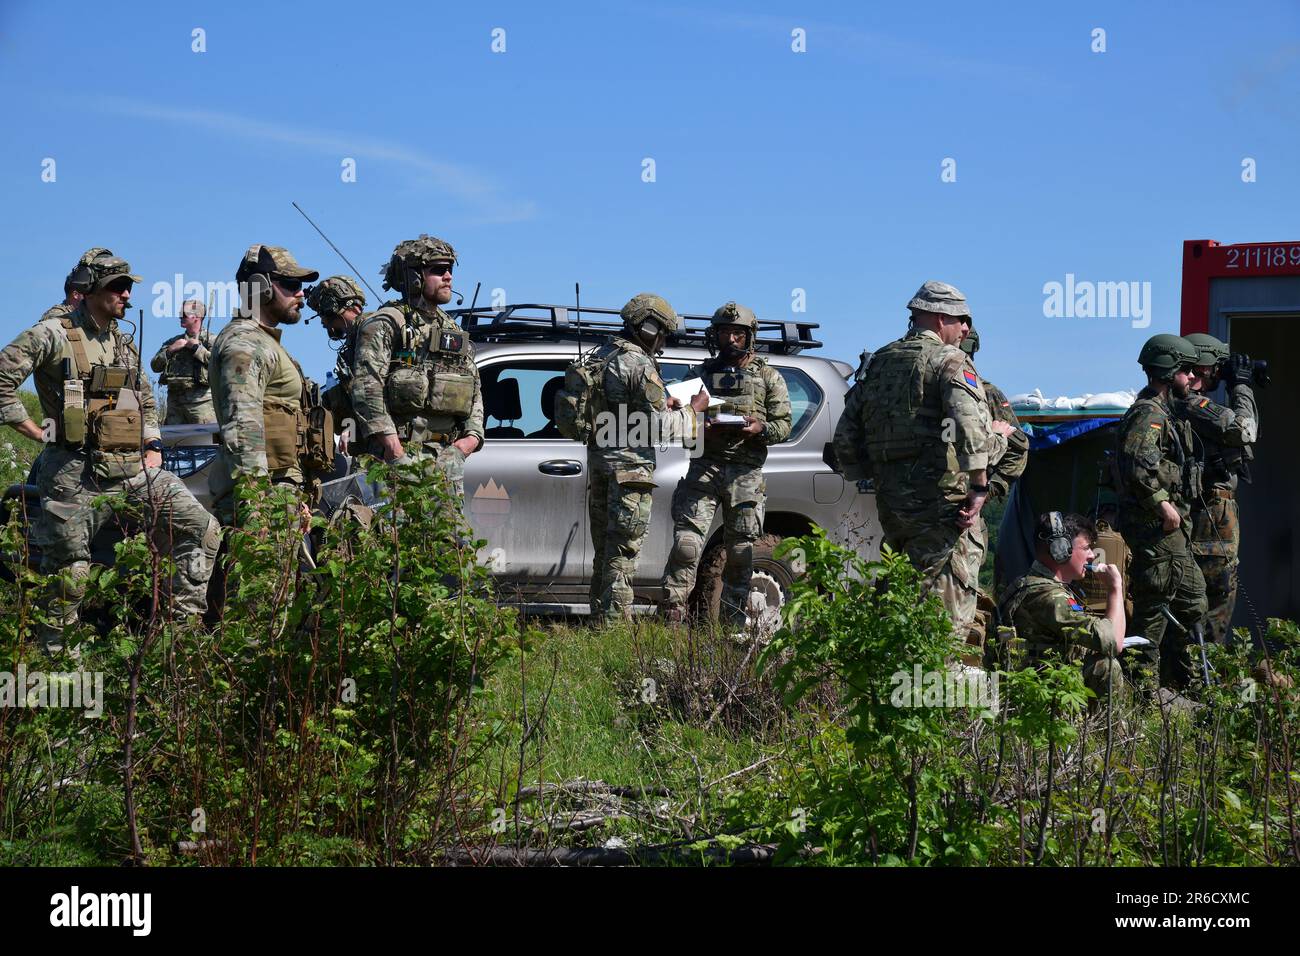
555;343;621;443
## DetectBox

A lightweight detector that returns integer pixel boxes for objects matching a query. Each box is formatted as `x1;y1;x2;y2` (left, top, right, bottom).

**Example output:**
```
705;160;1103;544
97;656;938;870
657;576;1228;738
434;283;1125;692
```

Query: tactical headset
1042;511;1073;563
67;251;122;295
236;244;279;303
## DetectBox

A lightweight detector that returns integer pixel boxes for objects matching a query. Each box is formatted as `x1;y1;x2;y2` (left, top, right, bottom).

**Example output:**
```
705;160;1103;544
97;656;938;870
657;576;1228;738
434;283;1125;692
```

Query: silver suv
451;303;880;616
3;304;882;617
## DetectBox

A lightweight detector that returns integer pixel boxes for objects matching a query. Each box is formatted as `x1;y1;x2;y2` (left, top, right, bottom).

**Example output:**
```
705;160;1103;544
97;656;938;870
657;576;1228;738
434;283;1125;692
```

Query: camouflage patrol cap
960;327;980;357
382;235;457;292
306;275;367;318
83;253;143;291
907;280;972;323
1184;332;1229;367
620;292;680;333
711;301;758;331
76;247;114;267
236;244;319;283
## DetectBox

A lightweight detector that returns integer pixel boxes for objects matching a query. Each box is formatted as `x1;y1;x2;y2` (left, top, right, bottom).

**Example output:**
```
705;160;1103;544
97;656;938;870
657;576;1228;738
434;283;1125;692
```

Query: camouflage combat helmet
1184;332;1229;368
1138;333;1198;381
960;327;981;357
907;280;972;323
307;275;367;319
68;251;143;294
619;292;680;336
707;301;758;355
382;235;458;296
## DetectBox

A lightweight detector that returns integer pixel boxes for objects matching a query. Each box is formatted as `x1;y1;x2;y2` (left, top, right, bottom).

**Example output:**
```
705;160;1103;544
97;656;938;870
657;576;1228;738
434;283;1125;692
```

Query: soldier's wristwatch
969;483;990;493
144;439;164;453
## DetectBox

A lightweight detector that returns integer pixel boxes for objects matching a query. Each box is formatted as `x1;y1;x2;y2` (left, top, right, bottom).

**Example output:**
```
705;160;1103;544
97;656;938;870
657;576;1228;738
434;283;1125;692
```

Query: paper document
711;413;748;425
666;378;723;409
1123;636;1151;647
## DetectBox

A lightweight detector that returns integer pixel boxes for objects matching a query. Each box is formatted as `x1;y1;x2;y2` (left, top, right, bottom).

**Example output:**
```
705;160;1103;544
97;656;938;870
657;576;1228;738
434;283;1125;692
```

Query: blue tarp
1022;417;1119;451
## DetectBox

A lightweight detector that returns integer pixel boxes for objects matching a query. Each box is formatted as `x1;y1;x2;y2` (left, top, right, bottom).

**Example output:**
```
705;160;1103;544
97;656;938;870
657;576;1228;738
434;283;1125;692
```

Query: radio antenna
291;201;381;302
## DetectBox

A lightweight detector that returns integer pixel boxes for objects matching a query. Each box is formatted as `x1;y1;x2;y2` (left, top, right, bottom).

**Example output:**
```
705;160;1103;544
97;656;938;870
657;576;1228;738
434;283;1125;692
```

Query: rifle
1158;605;1213;688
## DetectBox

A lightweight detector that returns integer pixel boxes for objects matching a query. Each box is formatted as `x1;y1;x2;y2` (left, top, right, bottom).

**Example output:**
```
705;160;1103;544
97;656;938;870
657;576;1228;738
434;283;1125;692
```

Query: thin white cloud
90;96;538;224
645;6;1047;84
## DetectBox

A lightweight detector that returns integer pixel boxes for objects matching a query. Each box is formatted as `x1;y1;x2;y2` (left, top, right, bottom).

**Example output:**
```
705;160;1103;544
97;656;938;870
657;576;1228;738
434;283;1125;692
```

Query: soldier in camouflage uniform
350;236;483;500
586;293;709;622
151;300;216;424
1177;333;1259;646
959;327;1027;502
1115;334;1208;692
307;276;367;456
999;513;1127;699
833;281;1013;640
209;245;321;525
39;247;110;325
0;252;220;651
659;303;792;626
959;325;1028;649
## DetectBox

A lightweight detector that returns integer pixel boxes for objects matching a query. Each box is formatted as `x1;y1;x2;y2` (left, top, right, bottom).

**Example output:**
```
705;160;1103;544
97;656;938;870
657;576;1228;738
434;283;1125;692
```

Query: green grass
474;619;788;843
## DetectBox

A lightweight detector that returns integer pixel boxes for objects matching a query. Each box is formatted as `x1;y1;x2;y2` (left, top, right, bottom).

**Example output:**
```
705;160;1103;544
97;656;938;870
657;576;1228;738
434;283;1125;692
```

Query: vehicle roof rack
450;303;822;355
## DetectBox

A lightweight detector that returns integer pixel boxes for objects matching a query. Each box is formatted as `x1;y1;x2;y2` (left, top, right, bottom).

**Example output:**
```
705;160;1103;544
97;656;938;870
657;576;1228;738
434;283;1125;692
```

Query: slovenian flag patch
963;369;978;388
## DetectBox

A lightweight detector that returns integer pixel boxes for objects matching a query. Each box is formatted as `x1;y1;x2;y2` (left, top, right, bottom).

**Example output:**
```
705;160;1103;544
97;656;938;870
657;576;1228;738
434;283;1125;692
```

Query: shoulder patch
1149;422;1162;430
1198;398;1210;409
963;369;979;388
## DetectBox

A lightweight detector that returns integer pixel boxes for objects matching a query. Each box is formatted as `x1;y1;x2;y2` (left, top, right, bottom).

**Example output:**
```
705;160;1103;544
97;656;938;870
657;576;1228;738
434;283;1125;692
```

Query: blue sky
2;0;1297;396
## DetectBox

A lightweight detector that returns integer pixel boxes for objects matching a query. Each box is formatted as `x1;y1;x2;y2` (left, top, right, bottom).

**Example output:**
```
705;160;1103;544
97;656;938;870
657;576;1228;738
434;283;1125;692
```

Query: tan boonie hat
237;244;319;282
907;280;972;323
181;299;207;318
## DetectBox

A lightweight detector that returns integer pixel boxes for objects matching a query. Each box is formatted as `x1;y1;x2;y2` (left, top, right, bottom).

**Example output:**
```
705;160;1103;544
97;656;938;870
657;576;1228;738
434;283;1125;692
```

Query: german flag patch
1199;398;1211;409
1149;422;1162;430
962;369;978;388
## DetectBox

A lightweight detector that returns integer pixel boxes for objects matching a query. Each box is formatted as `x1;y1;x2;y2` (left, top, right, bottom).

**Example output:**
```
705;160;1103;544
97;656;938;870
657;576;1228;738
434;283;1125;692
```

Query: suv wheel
690;533;797;623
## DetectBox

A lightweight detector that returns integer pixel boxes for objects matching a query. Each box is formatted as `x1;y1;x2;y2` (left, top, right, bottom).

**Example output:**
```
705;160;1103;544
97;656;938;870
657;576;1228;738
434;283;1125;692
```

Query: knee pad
57;560;91;603
670;531;704;567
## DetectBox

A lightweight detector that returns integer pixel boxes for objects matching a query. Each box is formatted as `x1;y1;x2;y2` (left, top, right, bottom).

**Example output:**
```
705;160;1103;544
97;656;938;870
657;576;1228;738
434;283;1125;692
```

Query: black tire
690;532;798;623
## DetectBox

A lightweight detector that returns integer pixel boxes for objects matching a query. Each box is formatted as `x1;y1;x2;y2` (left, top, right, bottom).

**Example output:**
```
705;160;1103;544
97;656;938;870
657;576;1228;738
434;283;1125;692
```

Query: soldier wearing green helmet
350;235;483;500
1115;333;1208;700
1177;332;1260;647
307;275;368;456
584;293;709;622
658;302;792;628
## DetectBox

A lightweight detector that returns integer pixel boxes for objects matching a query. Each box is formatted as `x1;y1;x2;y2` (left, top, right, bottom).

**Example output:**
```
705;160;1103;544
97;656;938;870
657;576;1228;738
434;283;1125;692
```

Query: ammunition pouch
90;405;143;452
90;449;143;481
426;367;476;418
304;405;335;475
263;398;306;472
385;365;429;417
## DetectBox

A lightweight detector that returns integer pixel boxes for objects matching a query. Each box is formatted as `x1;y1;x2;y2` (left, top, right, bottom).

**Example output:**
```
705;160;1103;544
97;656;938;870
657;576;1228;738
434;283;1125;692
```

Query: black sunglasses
423;263;453;277
273;277;304;294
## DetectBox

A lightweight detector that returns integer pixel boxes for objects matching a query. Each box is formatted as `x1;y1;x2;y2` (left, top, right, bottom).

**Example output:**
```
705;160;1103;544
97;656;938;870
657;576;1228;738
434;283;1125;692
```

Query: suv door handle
539;459;583;476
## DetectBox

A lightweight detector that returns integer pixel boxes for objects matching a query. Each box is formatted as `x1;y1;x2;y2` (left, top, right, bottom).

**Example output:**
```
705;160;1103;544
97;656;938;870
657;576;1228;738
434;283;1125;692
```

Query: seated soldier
998;512;1127;701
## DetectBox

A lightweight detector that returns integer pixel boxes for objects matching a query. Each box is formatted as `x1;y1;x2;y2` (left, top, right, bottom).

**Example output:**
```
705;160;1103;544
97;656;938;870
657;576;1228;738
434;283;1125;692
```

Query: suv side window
775;367;822;443
480;360;573;439
661;361;821;444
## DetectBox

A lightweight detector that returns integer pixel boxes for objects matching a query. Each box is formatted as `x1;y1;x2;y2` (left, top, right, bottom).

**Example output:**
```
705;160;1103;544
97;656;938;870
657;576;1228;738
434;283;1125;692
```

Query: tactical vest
161;332;211;387
700;356;768;462
260;353;333;475
859;336;947;463
1118;395;1201;514
57;316;144;465
373;302;476;421
998;573;1085;659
